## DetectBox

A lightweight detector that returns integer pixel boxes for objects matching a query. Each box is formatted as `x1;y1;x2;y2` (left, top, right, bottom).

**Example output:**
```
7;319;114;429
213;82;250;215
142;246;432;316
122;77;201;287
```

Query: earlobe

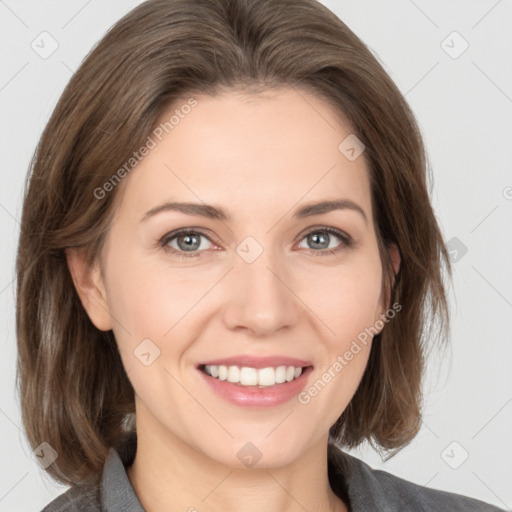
65;248;113;331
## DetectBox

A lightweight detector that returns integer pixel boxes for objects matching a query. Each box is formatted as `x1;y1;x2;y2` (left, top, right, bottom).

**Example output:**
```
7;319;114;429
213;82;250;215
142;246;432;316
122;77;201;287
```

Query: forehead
115;87;372;223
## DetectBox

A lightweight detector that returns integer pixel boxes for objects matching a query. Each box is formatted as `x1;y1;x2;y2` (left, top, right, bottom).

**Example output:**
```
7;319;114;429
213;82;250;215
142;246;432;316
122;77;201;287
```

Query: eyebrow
141;199;368;224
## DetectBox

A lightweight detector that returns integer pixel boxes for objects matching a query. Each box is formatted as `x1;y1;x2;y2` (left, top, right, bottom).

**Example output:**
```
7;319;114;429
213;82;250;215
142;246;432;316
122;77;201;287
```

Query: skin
68;87;400;512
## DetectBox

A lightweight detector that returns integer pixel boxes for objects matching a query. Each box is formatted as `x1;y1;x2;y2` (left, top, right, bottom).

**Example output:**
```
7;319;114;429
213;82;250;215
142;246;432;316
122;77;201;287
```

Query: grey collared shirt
42;433;506;511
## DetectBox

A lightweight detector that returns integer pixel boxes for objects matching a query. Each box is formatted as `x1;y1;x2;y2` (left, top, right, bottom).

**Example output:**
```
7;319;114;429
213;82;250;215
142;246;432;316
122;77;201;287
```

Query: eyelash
158;227;353;260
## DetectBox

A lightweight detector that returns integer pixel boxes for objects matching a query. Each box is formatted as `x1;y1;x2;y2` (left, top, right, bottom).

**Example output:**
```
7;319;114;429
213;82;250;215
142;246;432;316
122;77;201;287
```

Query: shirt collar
100;432;144;511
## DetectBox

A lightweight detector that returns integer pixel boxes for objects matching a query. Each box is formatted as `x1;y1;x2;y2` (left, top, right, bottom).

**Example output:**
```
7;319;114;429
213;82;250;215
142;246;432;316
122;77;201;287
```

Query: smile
201;364;304;387
197;364;314;408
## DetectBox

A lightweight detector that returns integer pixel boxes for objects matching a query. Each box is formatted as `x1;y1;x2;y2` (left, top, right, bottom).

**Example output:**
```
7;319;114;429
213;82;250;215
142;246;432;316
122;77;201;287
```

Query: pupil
179;234;200;251
310;232;328;249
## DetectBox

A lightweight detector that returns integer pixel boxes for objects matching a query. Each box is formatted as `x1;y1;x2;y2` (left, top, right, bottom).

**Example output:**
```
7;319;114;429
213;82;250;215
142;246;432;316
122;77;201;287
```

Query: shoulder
354;460;505;511
40;437;142;512
40;483;101;512
328;443;506;511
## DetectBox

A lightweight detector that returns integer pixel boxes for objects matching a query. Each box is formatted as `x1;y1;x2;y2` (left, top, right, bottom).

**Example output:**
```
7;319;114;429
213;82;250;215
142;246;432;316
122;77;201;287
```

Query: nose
221;247;301;337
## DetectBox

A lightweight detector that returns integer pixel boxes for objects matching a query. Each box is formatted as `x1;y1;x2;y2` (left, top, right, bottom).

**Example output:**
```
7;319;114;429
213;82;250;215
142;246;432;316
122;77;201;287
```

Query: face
74;87;396;468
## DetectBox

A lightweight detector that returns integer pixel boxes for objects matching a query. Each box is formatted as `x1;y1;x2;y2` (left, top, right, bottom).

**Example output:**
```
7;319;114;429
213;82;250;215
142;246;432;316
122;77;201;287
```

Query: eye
159;229;215;259
297;227;352;256
159;226;353;259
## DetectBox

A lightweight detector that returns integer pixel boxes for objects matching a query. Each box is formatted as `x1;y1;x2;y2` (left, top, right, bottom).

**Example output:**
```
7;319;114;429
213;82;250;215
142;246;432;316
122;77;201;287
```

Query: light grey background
1;1;511;510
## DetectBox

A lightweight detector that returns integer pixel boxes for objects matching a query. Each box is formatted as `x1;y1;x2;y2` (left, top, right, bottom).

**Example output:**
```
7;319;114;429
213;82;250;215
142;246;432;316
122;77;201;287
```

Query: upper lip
196;355;313;369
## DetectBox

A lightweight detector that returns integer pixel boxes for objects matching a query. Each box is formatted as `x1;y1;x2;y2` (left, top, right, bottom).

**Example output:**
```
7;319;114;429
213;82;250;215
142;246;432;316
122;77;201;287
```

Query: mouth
195;354;314;408
198;363;311;388
196;361;314;408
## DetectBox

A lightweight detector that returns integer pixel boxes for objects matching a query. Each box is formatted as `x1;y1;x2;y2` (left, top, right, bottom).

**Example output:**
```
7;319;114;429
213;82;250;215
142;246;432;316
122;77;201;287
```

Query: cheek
302;253;383;342
297;259;381;422
105;253;208;337
104;258;202;395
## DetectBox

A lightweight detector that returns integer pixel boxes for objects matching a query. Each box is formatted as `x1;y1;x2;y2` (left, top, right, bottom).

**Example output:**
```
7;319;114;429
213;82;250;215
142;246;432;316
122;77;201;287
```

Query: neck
126;417;347;512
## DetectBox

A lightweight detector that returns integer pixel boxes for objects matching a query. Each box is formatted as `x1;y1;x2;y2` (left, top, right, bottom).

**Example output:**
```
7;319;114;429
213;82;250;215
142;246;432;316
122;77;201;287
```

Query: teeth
240;367;258;385
227;365;240;383
218;365;228;381
203;364;304;387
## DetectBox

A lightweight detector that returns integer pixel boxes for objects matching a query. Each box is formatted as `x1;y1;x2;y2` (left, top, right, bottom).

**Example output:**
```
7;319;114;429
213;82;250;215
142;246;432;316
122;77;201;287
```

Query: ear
389;242;401;278
65;248;113;331
384;242;401;307
374;242;401;329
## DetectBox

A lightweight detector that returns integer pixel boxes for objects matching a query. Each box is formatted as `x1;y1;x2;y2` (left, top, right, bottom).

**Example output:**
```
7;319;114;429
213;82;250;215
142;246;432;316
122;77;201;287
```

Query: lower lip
198;366;313;408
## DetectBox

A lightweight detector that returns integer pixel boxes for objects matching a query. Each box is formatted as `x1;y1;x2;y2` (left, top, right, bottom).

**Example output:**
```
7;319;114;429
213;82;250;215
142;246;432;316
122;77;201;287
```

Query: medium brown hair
16;0;452;487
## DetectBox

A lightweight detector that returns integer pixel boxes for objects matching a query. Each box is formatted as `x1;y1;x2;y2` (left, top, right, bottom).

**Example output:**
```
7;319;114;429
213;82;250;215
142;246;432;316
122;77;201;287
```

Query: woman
16;0;505;510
